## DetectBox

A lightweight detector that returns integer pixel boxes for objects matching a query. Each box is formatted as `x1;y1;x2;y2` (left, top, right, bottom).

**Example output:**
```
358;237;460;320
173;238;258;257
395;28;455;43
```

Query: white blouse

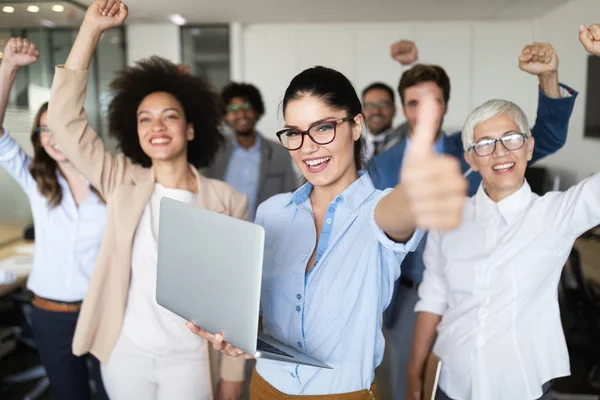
416;174;600;400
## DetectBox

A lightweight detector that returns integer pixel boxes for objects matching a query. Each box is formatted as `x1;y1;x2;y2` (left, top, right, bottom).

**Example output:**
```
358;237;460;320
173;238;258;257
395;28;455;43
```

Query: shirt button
326;218;332;224
335;197;342;202
296;306;301;312
296;293;302;300
328;207;334;212
297;342;303;348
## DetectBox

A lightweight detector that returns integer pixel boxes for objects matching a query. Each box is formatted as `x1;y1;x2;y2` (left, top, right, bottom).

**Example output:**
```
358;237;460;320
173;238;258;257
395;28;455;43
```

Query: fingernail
580;25;585;32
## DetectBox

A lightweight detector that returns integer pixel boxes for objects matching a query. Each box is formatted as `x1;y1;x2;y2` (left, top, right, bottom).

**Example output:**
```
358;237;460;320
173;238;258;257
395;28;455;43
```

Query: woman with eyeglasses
406;99;600;400
46;1;249;399
187;64;468;398
0;38;108;400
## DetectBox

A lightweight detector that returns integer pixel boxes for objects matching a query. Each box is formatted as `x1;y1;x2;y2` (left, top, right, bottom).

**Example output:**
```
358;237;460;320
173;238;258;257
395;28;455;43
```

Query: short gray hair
462;99;531;152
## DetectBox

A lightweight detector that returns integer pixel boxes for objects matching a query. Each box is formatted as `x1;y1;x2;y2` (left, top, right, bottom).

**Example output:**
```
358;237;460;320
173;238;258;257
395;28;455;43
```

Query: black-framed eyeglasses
34;127;51;135
469;132;528;156
226;102;253;113
275;116;355;151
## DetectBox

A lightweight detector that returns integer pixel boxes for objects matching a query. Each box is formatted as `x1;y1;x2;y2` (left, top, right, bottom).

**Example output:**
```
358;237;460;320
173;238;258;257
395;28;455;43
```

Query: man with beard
206;82;297;220
372;42;578;399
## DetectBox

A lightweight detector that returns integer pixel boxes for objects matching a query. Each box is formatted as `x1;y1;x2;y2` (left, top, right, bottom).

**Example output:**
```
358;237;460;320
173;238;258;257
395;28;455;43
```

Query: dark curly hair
221;82;265;118
108;56;224;168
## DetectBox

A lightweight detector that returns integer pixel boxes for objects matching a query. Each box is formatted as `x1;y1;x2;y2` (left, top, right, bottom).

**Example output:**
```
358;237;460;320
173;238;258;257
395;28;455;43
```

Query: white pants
101;334;213;400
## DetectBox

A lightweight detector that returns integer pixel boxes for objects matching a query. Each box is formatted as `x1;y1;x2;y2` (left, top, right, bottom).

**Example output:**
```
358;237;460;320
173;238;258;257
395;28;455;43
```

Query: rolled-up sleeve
415;230;449;315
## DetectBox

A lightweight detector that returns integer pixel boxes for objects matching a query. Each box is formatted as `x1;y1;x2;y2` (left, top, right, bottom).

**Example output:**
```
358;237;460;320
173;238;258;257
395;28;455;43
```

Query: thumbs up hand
400;90;467;231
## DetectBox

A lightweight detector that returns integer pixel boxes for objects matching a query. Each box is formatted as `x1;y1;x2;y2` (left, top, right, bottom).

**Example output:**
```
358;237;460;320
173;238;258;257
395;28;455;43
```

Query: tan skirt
250;369;380;400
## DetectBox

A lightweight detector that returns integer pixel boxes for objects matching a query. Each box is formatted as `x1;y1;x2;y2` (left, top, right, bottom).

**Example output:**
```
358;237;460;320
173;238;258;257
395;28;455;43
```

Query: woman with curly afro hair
47;0;248;399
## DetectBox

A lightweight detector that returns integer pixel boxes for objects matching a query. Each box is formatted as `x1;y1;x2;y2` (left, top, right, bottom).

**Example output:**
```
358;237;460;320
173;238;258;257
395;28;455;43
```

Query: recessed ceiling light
170;14;186;26
2;6;15;13
52;5;64;12
27;5;40;13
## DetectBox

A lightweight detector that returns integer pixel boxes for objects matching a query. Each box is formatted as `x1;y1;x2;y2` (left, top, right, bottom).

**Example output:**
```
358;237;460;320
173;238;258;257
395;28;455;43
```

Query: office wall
239;20;538;142
126;23;181;65
532;0;600;185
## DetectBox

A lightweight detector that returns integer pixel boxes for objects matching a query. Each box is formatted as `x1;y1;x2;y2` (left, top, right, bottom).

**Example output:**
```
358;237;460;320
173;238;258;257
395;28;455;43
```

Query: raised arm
518;42;577;163
0;38;39;191
374;91;467;242
47;0;130;198
579;24;600;57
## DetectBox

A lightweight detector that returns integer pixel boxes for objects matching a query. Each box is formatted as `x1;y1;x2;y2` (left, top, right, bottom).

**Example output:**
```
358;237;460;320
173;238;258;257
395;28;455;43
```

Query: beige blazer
47;66;248;385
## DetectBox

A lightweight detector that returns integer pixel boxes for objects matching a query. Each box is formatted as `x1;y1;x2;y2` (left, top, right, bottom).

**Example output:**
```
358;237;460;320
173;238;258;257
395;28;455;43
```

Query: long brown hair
28;102;103;207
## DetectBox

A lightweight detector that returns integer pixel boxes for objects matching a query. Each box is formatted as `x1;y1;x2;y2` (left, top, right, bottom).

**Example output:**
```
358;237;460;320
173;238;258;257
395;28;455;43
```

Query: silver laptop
156;197;331;369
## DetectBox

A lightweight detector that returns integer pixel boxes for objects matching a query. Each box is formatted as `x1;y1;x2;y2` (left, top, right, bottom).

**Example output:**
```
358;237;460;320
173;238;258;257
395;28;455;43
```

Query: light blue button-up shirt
223;134;261;221
0;130;106;302
255;172;422;395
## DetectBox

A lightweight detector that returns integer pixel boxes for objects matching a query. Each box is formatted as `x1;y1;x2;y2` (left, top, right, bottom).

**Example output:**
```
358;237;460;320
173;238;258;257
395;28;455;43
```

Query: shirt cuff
414;297;447;316
372;188;425;253
0;128;20;161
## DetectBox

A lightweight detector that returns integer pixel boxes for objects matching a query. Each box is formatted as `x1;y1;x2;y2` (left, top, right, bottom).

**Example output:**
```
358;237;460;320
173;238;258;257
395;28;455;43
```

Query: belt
32;295;82;313
399;276;419;290
250;369;379;399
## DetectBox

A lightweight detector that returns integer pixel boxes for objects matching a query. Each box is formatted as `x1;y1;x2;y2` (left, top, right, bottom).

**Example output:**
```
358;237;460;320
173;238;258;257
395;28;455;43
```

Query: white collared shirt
416;173;600;400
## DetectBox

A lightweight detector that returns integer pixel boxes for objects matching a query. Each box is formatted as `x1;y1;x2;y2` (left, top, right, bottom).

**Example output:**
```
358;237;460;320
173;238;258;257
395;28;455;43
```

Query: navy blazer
370;84;578;328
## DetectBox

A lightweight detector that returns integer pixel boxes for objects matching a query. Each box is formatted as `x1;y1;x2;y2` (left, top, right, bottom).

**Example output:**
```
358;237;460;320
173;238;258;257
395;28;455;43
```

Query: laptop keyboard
257;338;294;358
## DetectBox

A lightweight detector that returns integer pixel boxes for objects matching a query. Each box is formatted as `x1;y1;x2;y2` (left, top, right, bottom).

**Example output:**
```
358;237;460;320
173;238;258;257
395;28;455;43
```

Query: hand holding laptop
185;321;254;360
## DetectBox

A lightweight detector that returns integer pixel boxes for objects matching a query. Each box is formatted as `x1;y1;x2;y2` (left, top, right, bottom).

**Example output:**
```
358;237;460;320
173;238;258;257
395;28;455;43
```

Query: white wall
241;21;538;142
239;14;598;186
126;23;181;66
532;0;600;186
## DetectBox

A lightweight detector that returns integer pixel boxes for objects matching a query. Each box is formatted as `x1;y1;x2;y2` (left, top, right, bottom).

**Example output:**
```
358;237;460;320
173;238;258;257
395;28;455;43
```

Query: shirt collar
232;132;261;152
289;171;376;212
368;127;393;143
475;180;532;224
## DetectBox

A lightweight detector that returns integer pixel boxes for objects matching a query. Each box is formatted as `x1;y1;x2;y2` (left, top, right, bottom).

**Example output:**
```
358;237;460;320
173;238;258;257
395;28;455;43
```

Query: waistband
250;369;379;399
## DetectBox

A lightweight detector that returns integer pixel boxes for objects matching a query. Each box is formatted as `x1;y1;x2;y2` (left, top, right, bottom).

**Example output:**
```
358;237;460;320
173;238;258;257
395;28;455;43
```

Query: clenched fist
518;42;558;78
390;40;418;66
579;24;600;57
1;38;38;70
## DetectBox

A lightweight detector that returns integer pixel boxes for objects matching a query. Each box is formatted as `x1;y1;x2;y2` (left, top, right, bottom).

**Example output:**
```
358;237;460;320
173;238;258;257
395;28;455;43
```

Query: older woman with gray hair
406;98;600;400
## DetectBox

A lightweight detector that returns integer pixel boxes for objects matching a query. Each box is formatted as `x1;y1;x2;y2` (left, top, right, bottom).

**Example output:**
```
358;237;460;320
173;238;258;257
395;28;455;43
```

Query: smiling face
283;95;362;191
136;91;194;164
38;112;67;163
224;97;258;137
464;112;534;202
363;88;396;135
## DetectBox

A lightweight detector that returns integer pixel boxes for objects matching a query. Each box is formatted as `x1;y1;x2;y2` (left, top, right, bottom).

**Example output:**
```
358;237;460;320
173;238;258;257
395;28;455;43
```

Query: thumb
407;93;442;159
579;25;594;52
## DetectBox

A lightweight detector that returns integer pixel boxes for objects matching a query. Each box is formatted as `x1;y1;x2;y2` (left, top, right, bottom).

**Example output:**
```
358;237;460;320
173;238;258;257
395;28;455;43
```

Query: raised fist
390;40;418;66
579;24;600;57
518;42;558;78
2;38;38;69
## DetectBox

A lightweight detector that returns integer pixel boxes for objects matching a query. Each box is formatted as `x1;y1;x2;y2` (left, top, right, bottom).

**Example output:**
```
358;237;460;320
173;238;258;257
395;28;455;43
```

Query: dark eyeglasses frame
469;132;529;157
275;116;355;151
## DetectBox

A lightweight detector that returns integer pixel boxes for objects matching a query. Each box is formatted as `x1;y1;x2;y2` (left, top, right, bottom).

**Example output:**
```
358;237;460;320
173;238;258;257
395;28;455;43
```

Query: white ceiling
0;0;575;28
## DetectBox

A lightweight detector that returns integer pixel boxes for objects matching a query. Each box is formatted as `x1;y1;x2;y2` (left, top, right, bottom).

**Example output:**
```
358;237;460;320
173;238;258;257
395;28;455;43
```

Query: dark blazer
205;135;298;213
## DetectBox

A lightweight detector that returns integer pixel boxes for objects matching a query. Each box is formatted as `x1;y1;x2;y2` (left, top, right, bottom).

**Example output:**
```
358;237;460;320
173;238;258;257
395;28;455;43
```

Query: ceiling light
52;5;64;12
2;6;15;13
27;5;40;12
170;14;186;25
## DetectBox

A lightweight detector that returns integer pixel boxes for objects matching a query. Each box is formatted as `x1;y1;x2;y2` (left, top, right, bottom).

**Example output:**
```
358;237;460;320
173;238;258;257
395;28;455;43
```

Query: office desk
0;240;33;297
